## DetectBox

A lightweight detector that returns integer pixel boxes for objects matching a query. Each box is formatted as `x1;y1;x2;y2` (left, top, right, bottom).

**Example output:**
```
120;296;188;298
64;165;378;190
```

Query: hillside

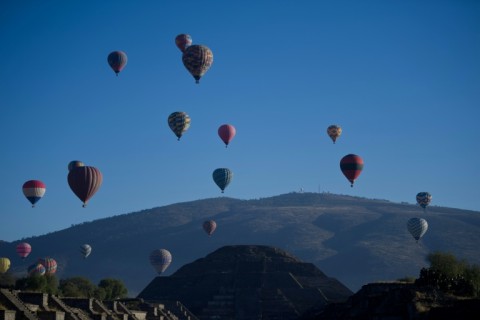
0;192;479;296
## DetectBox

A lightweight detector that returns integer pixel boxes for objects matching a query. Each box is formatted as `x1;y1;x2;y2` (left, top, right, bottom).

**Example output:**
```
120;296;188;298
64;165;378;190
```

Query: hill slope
1;192;479;296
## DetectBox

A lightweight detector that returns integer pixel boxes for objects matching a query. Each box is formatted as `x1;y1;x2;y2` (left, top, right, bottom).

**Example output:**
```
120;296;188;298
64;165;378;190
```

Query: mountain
138;245;353;319
0;192;479;297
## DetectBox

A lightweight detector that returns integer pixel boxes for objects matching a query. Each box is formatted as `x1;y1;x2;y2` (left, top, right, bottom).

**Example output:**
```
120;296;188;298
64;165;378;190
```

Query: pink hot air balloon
218;124;236;148
16;242;32;259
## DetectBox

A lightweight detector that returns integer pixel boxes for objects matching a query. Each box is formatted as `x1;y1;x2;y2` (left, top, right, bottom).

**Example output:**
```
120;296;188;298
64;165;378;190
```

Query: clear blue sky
1;0;479;242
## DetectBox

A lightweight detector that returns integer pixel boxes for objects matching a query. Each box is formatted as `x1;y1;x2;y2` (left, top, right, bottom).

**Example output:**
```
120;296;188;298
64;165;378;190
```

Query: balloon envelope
203;220;217;236
416;192;432;210
407;217;428;242
28;263;46;276
68;160;85;171
80;244;92;258
67;166;103;207
218;124;236;147
38;257;57;275
340;154;364;187
0;258;10;274
16;242;32;259
22;180;46;207
107;51;128;76
213;168;233;193
149;249;172;275
182;45;213;83
175;34;192;52
327;125;342;144
168;112;191;140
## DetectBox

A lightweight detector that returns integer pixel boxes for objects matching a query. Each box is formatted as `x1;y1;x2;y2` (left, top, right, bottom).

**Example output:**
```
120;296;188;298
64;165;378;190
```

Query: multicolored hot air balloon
16;242;32;259
213;168;233;193
340;154;364;187
218;124;236;148
168;112;191;140
28;263;46;276
68;160;85;171
38;257;57;275
182;44;213;83
416;192;432;212
407;217;428;243
80;244;92;259
67;166;103;207
327;125;342;144
175;34;192;53
0;258;10;274
22;180;46;207
107;51;128;76
203;220;217;236
149;249;172;275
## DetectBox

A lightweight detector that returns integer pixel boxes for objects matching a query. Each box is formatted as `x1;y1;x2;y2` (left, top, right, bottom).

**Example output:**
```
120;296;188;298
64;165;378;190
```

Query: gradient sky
1;0;479;242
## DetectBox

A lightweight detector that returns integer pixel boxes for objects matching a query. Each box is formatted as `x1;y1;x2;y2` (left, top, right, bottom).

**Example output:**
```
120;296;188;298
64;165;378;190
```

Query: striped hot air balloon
213;168;233;193
407;217;429;243
22;180;46;207
107;51;128;76
149;249;172;275
38;257;57;275
203;220;217;236
168;112;191;141
67;166;103;207
182;44;213;83
218;124;236;148
16;242;32;259
28;263;46;276
340;154;364;187
175;34;192;53
80;244;92;259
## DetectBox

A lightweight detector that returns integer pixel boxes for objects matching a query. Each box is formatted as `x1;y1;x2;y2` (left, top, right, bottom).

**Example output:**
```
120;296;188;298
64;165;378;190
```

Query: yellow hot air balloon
0;257;11;274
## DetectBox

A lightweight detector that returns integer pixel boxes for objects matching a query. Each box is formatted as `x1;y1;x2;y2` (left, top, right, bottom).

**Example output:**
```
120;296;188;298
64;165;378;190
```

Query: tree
0;273;16;289
98;278;128;300
59;277;97;298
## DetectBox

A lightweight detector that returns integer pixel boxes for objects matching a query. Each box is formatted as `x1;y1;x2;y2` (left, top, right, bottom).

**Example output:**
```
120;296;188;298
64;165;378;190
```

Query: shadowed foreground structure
138;245;353;319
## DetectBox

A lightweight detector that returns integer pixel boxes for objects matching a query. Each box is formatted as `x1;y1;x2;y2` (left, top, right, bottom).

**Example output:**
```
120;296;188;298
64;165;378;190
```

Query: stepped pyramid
138;245;353;319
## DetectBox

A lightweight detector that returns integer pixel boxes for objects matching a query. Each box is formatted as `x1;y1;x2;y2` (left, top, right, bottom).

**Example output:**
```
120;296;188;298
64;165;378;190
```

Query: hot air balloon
182;44;213;83
416;192;432;212
68;160;85;171
203;220;217;236
80;244;92;259
340;154;364;187
28;263;46;276
213;168;233;193
149;249;172;275
407;217;428;243
175;34;192;53
168;112;191;140
16;242;32;259
0;258;10;274
327;125;342;144
22;180;46;207
107;51;128;76
38;257;57;275
67;166;103;207
218;124;236;148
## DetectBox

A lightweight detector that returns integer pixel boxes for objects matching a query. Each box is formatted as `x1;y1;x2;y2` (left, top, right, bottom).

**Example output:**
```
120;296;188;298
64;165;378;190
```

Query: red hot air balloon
218;124;236;148
203;220;217;236
340;154;364;187
107;51;128;76
67;166;103;207
175;34;192;53
16;242;32;259
22;180;46;207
